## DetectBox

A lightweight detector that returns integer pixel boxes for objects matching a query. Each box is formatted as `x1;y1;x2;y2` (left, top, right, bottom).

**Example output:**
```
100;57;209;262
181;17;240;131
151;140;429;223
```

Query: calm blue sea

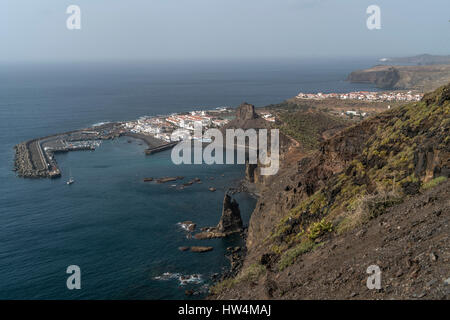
0;59;378;299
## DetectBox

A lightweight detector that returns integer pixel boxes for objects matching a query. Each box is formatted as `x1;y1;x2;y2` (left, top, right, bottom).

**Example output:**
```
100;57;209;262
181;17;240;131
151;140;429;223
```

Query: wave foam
153;272;203;286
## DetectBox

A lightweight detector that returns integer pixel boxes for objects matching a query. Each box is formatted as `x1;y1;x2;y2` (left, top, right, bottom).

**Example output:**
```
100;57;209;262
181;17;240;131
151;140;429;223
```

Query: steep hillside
275;109;348;151
210;83;450;299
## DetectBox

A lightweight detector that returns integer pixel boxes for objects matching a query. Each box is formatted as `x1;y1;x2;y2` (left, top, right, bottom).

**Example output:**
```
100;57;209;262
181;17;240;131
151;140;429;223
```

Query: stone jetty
13;122;168;179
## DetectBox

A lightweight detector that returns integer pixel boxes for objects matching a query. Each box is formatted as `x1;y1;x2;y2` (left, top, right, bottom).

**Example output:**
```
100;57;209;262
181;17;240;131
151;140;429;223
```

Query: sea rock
193;193;243;239
194;231;226;240
179;221;196;232
156;176;184;183
217;194;243;233
190;246;214;253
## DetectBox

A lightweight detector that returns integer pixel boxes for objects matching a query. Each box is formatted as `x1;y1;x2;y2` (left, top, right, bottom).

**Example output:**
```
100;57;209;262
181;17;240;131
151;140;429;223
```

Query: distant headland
348;54;450;91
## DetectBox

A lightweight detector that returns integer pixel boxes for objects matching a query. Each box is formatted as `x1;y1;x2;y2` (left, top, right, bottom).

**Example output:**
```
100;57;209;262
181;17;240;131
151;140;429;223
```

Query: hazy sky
1;0;449;62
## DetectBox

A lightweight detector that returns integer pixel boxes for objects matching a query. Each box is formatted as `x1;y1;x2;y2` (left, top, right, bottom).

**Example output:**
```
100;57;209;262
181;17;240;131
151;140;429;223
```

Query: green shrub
209;263;266;295
307;219;333;240
422;176;447;190
240;263;266;282
209;278;238;295
278;239;317;271
336;190;402;234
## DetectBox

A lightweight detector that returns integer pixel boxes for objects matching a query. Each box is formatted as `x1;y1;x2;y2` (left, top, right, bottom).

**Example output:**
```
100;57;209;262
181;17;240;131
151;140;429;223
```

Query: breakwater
145;142;178;155
13;122;169;179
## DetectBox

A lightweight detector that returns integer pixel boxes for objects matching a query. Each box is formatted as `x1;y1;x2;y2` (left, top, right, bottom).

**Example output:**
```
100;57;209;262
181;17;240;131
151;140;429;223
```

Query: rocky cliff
236;102;258;121
224;102;291;187
348;65;400;89
224;102;271;131
348;64;450;91
210;83;450;299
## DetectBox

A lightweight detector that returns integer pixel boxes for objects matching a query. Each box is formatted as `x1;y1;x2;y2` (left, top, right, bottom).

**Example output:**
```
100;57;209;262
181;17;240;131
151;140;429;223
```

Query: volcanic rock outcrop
194;193;243;240
236;102;258;121
217;194;243;233
223;102;270;131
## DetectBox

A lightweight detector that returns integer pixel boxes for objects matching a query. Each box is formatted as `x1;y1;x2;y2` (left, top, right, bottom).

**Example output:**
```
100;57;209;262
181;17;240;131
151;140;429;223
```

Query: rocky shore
14;141;52;178
14;102;263;297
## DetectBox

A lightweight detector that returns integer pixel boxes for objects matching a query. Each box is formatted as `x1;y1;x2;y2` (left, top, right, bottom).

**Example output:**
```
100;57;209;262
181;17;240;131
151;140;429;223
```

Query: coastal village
13;107;237;179
292;90;424;120
13;89;416;180
295;90;423;102
122;107;233;142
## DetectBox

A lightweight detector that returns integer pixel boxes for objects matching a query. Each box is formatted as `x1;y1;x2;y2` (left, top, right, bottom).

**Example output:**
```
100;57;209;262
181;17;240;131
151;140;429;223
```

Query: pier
14;138;101;179
145;142;178;155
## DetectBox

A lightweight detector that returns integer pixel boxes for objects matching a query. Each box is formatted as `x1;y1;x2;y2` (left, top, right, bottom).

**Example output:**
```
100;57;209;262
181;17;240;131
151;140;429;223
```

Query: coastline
12;106;234;179
9;66;422;298
12;115;260;298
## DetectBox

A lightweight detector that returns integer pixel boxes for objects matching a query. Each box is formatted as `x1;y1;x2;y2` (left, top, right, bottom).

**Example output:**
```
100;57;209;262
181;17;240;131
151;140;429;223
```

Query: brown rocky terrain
223;102;272;131
213;179;449;299
210;83;450;300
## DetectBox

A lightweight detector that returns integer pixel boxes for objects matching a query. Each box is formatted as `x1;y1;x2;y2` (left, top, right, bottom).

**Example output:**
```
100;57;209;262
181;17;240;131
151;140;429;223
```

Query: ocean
0;58;379;299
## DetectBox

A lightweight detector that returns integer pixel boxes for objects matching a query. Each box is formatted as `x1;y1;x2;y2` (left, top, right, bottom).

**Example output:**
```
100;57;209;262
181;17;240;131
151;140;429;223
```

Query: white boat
67;169;75;185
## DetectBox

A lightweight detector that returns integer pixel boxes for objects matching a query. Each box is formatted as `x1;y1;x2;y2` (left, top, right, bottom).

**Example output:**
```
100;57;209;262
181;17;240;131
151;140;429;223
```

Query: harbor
13;108;233;179
14;123;118;178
